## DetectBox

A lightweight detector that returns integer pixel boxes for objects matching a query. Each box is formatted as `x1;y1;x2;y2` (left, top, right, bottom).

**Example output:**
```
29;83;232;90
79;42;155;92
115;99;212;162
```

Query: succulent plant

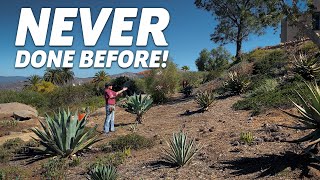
162;132;200;167
123;94;153;124
31;109;100;158
195;90;215;111
285;83;320;153
240;132;254;144
89;164;117;180
223;71;250;95
293;53;320;81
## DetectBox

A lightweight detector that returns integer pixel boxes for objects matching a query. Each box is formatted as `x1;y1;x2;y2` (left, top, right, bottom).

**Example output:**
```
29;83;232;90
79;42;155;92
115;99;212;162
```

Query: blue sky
0;0;281;78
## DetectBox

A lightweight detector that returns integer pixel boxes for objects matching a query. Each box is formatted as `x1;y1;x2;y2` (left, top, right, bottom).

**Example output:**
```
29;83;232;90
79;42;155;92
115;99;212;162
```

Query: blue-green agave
285;83;320;152
123;94;153;124
89;164;117;180
31;109;100;158
162;132;200;167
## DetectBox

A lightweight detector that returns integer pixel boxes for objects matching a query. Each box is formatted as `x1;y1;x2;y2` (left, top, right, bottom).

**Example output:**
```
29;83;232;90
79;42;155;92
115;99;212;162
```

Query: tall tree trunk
236;39;242;63
235;25;243;63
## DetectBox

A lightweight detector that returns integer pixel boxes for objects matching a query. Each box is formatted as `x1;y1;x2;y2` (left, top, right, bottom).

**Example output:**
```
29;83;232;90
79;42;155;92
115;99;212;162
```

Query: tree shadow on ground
115;122;136;127
180;109;205;116
221;151;320;178
13;148;52;164
147;160;176;170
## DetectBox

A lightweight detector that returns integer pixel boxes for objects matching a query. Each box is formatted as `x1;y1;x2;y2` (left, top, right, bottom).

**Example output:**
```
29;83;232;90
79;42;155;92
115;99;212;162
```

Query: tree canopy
195;0;282;62
195;46;231;71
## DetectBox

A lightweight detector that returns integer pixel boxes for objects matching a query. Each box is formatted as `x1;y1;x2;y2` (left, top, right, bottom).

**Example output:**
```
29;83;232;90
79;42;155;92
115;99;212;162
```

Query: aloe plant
31;109;100;158
293;53;320;80
89;164;117;180
285;83;320;153
123;94;153;124
162;132;200;167
223;71;250;95
195;91;215;111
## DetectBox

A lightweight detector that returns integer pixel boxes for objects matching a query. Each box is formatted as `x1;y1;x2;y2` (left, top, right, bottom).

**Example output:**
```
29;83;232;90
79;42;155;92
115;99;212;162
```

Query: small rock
229;132;237;138
230;148;242;153
253;137;264;145
231;141;240;146
209;127;214;132
13;110;36;121
263;123;280;132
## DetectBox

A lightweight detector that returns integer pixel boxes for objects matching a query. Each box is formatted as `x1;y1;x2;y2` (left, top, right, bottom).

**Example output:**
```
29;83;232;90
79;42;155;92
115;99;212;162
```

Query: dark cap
105;82;112;88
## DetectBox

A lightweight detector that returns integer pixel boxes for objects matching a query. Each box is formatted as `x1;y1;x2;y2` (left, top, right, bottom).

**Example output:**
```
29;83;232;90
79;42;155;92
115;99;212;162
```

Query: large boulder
0;102;38;120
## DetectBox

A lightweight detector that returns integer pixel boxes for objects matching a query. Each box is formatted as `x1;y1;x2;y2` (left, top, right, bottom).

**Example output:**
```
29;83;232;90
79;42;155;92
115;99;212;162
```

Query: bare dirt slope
1;95;319;179
76;95;318;180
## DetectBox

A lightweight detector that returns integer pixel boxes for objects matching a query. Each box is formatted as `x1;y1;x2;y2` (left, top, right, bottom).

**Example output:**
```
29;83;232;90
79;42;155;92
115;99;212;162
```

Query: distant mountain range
0;72;141;90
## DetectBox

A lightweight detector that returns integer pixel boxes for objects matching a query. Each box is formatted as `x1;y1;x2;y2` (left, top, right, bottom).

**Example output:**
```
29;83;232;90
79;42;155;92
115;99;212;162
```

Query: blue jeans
104;105;115;133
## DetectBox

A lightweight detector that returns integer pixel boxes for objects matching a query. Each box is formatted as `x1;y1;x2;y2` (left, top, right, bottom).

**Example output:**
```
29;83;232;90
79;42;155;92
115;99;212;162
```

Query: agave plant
162;132;200;167
89;164;117;180
31;109;100;158
123;94;153;124
223;71;250;95
293;53;320;81
195;90;215;111
285;83;320;153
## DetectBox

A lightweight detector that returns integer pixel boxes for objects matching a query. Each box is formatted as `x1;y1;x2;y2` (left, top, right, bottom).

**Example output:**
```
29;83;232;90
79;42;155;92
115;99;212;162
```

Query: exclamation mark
161;50;169;68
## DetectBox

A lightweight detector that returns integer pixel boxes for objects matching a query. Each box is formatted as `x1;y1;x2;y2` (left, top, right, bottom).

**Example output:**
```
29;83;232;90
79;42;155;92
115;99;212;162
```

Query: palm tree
61;68;75;84
24;75;42;89
44;68;63;85
92;70;110;84
181;66;190;72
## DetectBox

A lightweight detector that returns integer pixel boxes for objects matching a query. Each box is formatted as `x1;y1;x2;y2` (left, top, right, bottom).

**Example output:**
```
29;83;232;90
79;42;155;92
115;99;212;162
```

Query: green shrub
195;90;215;111
181;71;207;87
47;85;96;110
0;120;17;128
251;79;279;96
123;94;153;124
0;147;11;163
233;81;307;115
299;41;318;54
162;132;200;167
144;61;180;103
89;165;117;180
41;158;67;180
0;166;29;179
91;150;130;167
0;90;48;112
111;76;141;96
31;109;100;158
247;49;271;62
134;78;147;94
240;132;254;145
69;157;81;167
252;49;288;77
109;133;154;151
223;71;250;95
203;70;222;83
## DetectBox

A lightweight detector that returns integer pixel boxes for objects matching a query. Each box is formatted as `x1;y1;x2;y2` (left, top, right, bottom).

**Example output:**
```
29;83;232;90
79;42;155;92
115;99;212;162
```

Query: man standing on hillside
104;83;127;134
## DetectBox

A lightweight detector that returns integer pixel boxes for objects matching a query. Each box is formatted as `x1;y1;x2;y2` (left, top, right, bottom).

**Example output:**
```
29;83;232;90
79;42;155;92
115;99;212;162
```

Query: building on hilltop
281;0;320;43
